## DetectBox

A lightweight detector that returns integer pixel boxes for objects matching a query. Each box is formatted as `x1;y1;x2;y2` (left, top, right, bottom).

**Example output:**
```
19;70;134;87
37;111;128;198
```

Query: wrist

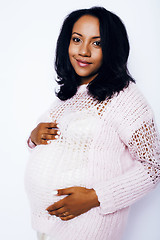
27;136;37;149
89;188;100;208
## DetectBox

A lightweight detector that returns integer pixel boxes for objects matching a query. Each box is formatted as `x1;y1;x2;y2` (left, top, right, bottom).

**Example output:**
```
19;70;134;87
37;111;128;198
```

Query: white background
0;0;160;239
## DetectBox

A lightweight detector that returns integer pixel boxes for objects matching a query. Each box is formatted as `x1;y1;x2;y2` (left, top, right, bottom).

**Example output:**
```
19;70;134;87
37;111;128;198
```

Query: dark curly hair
55;6;135;101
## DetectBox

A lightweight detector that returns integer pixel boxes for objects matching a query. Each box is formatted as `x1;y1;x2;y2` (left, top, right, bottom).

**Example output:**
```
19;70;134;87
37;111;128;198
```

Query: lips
76;59;91;67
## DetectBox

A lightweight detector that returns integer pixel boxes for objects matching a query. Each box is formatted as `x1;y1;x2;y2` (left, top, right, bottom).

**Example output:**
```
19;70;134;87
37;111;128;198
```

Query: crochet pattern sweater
25;83;160;240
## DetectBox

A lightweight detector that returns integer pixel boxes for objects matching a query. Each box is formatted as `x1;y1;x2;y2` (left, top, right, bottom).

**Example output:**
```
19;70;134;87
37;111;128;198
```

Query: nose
79;43;91;57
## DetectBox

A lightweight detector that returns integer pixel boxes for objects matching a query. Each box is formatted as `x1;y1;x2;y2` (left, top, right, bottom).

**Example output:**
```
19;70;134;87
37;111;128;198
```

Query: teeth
80;63;87;66
78;61;89;67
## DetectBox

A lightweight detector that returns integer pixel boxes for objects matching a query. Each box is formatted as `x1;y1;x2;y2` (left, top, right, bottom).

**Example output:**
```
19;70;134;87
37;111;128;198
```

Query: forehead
72;15;100;36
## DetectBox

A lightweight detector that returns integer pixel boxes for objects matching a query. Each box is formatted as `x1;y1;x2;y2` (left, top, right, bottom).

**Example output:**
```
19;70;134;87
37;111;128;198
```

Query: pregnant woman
25;6;160;240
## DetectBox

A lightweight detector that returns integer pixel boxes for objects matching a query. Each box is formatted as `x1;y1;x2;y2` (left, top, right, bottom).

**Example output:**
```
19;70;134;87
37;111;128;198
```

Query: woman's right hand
30;122;60;145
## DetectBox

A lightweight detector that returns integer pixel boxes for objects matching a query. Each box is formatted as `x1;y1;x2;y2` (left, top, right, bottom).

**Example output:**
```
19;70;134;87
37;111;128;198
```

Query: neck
80;73;98;85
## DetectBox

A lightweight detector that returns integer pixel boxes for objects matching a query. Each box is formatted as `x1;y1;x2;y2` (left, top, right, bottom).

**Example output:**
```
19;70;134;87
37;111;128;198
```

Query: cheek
95;51;103;67
99;50;103;66
68;44;72;60
68;44;76;66
100;56;103;67
68;48;74;68
68;43;76;57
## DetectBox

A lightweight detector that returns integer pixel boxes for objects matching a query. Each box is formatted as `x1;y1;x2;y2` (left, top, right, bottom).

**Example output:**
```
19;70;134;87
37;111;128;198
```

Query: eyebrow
72;32;101;39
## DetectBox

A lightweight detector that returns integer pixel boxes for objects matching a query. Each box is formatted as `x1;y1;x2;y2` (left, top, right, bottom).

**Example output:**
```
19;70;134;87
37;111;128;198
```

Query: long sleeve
93;85;160;215
27;99;60;149
25;83;160;239
27;109;52;149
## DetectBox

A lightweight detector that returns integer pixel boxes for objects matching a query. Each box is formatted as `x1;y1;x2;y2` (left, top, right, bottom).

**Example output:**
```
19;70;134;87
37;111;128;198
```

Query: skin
30;122;60;145
69;15;103;85
46;187;100;221
30;15;102;220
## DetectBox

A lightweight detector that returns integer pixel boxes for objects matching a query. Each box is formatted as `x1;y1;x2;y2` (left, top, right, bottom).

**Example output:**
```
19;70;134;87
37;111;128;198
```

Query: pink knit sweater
25;83;160;240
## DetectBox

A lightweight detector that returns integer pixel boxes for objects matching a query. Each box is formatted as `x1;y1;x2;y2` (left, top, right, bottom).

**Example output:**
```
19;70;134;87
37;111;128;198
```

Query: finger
40;134;60;144
45;129;61;136
41;133;60;140
41;133;52;140
46;122;59;129
57;187;75;196
60;215;75;221
43;134;54;140
59;211;70;217
38;122;55;129
46;199;64;212
48;133;60;141
48;207;66;216
41;139;49;145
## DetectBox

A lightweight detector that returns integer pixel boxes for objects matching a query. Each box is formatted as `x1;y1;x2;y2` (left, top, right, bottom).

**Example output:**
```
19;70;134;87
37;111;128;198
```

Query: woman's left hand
46;187;100;221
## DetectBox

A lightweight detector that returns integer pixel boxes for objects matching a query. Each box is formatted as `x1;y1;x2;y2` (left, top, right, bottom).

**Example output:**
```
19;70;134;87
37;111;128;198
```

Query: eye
93;41;101;47
72;37;81;43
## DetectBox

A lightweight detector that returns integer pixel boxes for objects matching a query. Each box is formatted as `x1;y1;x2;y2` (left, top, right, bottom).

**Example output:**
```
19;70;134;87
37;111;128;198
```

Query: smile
76;59;91;67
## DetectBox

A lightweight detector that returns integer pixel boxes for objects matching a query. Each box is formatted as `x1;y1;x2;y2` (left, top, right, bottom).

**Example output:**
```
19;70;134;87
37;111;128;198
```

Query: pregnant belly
25;141;89;208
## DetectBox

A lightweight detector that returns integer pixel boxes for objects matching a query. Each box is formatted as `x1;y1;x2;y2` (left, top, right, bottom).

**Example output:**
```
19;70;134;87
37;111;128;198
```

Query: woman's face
68;15;103;85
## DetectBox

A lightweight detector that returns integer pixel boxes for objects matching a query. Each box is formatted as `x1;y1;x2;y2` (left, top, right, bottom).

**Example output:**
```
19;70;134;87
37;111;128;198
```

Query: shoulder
112;82;153;118
115;82;147;104
112;82;156;141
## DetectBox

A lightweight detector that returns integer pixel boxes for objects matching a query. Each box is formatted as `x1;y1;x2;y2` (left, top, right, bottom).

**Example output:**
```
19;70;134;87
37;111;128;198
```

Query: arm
92;82;160;215
93;118;160;215
47;84;160;219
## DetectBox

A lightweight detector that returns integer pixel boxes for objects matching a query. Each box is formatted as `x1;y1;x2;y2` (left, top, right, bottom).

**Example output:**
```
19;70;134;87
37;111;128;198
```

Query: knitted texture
25;83;160;240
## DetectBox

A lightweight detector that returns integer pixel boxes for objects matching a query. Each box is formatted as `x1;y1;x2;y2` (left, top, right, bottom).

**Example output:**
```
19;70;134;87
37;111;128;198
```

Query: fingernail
57;131;60;135
47;140;52;144
52;190;58;195
57;124;60;128
55;135;59;139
